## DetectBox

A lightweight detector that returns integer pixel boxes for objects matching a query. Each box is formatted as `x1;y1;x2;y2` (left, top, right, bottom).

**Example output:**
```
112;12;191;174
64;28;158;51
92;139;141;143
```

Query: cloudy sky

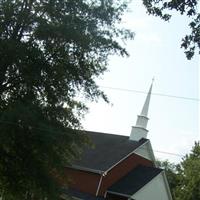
81;1;199;163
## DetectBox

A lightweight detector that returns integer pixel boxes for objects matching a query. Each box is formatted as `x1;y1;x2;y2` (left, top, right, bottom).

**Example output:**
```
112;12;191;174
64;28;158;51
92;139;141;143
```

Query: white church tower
130;81;153;141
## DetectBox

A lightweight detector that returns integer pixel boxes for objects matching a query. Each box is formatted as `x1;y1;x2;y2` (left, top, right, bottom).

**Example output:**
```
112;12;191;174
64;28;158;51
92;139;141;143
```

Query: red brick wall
64;167;101;195
62;154;153;197
98;153;153;196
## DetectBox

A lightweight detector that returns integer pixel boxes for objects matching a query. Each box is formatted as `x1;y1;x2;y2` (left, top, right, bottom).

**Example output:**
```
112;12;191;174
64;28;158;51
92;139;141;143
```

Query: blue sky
81;1;199;163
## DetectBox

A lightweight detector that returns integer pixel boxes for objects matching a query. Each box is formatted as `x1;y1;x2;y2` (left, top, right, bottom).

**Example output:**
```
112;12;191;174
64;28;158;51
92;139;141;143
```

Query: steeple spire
130;80;154;141
140;81;153;117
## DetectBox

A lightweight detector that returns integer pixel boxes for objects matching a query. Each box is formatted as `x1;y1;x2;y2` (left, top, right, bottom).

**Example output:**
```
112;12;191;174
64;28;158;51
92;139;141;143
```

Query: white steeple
130;80;153;141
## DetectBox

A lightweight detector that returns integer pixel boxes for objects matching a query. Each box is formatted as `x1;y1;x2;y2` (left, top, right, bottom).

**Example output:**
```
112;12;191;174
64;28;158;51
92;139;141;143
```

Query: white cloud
120;16;163;45
122;17;152;29
135;32;162;44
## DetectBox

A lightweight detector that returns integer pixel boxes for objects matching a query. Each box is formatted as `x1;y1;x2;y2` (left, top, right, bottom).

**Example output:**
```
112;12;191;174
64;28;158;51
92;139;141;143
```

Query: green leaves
157;142;200;200
142;0;200;59
0;0;133;199
0;99;86;199
175;142;200;200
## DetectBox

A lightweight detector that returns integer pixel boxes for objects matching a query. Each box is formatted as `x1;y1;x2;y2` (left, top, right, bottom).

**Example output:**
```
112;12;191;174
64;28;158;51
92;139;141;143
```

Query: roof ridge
82;130;130;138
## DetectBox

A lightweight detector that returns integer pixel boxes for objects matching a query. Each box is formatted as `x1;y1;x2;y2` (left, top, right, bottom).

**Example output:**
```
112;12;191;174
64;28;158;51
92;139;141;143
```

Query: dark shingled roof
108;165;163;196
73;131;148;172
62;188;105;200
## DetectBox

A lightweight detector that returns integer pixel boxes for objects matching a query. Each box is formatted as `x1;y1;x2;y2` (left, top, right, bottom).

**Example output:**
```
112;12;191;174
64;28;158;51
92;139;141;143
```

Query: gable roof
73;131;148;172
107;165;162;197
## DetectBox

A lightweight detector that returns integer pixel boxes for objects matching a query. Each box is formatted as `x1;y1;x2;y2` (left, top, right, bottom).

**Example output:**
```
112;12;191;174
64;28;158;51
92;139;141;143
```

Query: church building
61;82;173;200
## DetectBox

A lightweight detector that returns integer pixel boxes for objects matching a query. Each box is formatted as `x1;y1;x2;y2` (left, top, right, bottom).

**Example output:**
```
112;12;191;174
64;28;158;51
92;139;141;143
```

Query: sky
81;1;199;163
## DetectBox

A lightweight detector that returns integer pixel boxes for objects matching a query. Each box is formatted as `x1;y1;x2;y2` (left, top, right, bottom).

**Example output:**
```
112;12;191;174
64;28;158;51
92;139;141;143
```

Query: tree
142;0;200;59
0;0;133;199
157;142;200;200
174;141;200;200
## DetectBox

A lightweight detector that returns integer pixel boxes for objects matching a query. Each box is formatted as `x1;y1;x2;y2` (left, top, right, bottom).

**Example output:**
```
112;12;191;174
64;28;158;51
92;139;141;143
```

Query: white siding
131;172;172;200
134;142;152;161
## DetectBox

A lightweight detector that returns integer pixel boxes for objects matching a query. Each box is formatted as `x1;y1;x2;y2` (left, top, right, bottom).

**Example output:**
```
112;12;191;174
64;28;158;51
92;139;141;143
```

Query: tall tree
157;142;200;200
142;0;200;59
0;0;133;199
174;142;200;200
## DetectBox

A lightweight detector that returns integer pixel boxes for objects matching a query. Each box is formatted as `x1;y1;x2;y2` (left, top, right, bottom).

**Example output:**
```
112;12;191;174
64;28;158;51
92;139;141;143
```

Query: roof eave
107;190;131;198
68;165;104;174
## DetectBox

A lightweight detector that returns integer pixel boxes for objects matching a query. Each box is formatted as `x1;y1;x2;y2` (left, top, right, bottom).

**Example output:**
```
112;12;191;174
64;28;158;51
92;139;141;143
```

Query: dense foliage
142;0;200;59
175;142;200;200
0;0;133;199
158;142;200;200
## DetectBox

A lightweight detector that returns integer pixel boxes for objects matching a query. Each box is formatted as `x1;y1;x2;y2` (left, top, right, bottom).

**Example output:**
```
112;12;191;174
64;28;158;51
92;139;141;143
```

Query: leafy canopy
157;142;200;200
175;141;200;200
142;0;200;59
0;0;133;199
